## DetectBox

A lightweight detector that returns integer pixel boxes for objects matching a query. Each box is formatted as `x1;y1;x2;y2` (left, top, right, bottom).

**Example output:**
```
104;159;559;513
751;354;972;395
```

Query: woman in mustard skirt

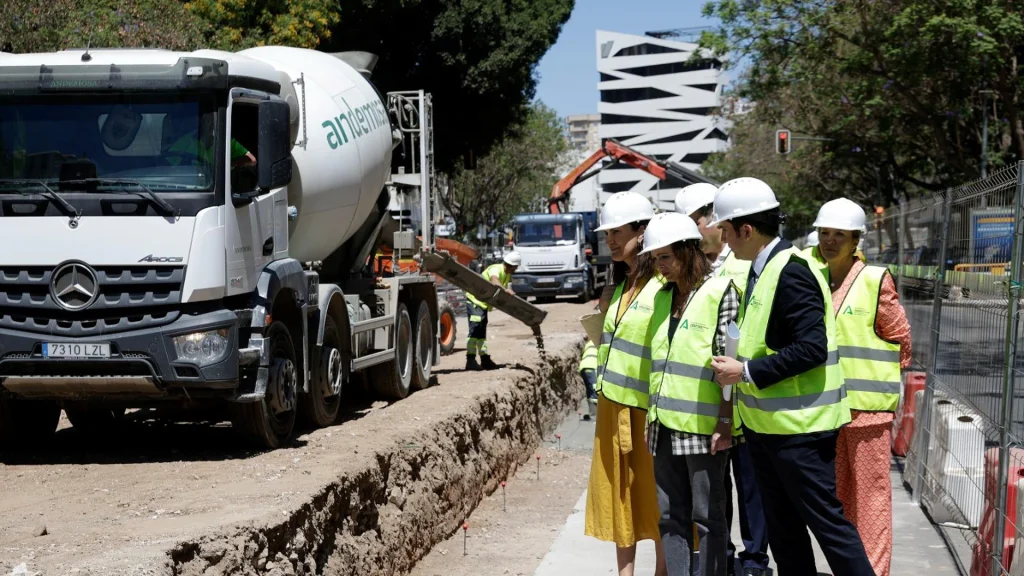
585;192;666;576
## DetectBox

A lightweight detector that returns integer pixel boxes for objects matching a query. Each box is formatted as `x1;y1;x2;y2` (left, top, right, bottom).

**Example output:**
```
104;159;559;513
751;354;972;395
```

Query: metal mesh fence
865;162;1024;575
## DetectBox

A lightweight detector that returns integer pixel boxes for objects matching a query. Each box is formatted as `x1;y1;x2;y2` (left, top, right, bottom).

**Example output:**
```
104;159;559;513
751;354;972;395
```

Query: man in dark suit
707;178;872;576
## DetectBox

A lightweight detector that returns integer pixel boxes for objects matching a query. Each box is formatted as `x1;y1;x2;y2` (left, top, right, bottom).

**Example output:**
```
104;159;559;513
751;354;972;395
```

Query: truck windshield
515;220;578;246
0;94;218;192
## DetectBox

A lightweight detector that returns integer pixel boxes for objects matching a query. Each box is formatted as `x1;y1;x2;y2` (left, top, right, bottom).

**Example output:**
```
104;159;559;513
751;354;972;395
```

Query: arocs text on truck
0;46;443;448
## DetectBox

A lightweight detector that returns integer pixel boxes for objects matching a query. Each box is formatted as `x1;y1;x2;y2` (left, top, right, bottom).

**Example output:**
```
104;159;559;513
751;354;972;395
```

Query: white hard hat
596;192;655;231
806;231;819;247
708;177;780;227
503;251;522;266
639;212;703;254
813;198;866;232
674;183;718;217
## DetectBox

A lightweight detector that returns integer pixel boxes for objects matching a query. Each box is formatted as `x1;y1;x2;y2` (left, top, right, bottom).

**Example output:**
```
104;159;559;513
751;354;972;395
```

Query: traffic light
775;129;791;155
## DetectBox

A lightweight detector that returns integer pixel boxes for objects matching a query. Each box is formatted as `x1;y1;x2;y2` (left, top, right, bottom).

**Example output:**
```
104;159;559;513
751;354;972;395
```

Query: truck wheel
370;302;413;400
298;314;343;429
65;406;126;436
438;301;457;356
412;300;433;390
0;397;60;448
232;321;298;449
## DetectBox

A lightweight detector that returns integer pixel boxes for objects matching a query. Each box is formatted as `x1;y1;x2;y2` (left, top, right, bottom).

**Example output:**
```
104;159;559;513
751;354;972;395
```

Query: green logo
843;306;854;315
322;97;389;150
681;319;689;329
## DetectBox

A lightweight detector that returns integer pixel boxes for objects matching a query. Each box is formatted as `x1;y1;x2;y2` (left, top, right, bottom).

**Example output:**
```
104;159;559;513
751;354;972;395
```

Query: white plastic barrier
904;389;947;488
921;398;986;527
1009;478;1024;576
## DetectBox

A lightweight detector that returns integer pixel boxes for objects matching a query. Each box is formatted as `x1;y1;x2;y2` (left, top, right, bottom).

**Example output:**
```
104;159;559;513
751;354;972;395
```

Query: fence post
992;162;1024;576
912;189;953;504
897;201;906;298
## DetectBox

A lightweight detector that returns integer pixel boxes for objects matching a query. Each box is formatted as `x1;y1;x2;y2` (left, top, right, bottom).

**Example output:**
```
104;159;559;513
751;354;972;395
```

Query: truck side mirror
257;99;293;192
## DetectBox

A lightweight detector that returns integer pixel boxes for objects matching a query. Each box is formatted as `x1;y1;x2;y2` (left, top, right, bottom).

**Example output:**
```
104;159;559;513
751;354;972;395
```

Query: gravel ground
0;301;594;576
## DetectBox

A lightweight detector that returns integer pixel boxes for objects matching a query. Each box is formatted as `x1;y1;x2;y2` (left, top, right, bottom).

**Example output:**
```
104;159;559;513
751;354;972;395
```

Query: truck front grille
0;265;185;336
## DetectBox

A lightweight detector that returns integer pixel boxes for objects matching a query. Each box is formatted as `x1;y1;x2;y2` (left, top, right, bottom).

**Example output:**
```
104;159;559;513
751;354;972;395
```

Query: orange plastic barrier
971;447;1024;576
892;372;926;456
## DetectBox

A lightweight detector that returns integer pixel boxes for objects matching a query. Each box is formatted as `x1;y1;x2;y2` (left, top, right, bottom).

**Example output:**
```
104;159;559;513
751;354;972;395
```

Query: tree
186;0;340;50
443;102;567;240
319;0;574;172
0;0;206;53
699;0;1024;205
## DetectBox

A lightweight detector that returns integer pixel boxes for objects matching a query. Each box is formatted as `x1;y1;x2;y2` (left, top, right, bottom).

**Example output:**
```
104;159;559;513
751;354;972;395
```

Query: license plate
537;279;559;286
42;342;111;359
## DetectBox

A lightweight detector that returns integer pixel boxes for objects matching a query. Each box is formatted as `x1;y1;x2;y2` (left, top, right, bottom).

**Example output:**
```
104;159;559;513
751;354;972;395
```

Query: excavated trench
168;338;584;576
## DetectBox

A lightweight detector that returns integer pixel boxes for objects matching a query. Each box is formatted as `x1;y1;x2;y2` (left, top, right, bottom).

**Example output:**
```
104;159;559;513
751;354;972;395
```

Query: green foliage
0;0;206;53
0;0;573;177
186;0;340;50
320;0;574;172
444;102;568;238
700;0;1024;212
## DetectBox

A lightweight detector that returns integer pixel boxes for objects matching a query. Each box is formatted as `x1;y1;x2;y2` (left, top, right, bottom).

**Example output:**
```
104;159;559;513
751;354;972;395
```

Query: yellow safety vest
648;277;739;435
736;247;850;435
596;275;666;409
718;252;751;299
578;340;598;372
801;246;828;275
834;265;901;412
466;263;510;311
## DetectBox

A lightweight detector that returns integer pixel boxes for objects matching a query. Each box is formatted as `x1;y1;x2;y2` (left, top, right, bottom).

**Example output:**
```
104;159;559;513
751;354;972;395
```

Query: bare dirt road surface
0;301;592;576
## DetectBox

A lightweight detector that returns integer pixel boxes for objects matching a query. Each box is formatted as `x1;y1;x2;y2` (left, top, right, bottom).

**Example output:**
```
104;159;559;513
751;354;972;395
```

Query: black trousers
744;427;873;576
724;440;770;571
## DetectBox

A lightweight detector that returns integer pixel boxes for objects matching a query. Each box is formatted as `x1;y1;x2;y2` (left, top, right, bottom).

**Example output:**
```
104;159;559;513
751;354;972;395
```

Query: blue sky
535;0;721;119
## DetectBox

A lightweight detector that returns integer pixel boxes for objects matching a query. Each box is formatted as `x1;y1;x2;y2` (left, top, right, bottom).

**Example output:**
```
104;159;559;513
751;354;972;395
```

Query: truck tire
65;406;126;436
370;302;413;400
438;301;457;356
231;321;298;449
298;314;343;429
412;300;433;390
0;397;60;448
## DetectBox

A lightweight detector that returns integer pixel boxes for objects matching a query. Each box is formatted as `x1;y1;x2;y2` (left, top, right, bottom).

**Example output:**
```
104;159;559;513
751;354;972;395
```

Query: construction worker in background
643;212;740;576
578;339;599;420
464;251;521;371
707;178;872;576
585;191;667;576
675;184;727;267
814;198;912;576
676;184;769;576
674;184;751;289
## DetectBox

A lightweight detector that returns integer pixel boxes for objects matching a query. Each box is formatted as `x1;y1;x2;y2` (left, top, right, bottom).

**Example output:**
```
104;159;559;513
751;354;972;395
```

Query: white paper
723;321;741;402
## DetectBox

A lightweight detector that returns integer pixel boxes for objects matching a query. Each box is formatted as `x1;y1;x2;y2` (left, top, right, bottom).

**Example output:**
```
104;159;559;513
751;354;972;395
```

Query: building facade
595;30;729;211
566;113;601;153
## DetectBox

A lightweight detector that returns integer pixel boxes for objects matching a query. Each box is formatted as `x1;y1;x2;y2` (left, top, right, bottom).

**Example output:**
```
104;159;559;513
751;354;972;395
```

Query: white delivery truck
0;46;442;448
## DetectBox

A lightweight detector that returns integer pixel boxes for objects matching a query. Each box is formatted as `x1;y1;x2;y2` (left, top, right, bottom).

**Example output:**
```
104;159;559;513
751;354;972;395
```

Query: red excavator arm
548;138;718;214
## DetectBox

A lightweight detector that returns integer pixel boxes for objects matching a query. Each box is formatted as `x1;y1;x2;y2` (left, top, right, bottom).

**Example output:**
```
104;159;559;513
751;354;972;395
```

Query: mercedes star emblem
50;262;99;311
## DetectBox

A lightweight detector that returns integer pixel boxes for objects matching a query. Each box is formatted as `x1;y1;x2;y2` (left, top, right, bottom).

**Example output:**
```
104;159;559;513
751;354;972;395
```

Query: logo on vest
748;295;762;309
629;301;654;314
680;319;709;332
842;305;870;317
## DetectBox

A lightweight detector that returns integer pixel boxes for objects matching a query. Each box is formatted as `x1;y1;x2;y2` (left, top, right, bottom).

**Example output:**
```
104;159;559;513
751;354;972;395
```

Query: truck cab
510;212;604;303
0;47;441;449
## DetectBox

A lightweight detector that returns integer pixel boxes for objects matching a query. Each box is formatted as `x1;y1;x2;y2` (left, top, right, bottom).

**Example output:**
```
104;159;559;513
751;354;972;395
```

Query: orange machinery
547;138;719;215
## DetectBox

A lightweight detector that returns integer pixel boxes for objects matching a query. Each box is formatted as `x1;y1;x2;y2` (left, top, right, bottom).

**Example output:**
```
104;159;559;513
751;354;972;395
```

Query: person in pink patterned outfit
814;198;912;576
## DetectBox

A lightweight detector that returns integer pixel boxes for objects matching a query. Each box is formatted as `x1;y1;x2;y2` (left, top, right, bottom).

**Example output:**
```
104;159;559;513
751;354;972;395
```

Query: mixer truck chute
0;46;447;449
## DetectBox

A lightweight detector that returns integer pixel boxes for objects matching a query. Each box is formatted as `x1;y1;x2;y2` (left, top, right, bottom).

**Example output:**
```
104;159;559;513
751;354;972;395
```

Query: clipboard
580;313;605;347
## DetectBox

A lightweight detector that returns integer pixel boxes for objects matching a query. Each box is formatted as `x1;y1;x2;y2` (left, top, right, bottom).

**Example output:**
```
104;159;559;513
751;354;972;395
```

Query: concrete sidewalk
535;405;960;575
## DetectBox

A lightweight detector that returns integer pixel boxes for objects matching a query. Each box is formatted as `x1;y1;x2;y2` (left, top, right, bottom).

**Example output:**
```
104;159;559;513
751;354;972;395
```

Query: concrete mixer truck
0;45;444;448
